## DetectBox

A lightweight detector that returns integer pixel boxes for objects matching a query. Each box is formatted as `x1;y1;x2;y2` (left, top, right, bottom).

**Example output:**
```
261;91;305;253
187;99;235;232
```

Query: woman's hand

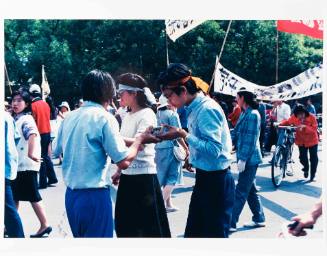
111;169;122;186
297;124;306;131
28;154;42;163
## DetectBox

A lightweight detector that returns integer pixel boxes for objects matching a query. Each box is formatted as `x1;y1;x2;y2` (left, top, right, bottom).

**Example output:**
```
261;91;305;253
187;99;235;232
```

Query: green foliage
4;20;323;105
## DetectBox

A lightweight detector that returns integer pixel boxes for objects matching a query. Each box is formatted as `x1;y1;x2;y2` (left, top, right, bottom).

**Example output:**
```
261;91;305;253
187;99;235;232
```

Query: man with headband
157;63;235;238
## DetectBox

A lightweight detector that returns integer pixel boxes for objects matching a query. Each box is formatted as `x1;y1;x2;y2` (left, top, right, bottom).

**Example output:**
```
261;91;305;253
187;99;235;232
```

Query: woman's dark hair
81;69;116;104
11;89;32;113
293;104;309;117
116;73;148;108
158;106;168;111
45;96;58;120
157;63;199;95
237;90;259;110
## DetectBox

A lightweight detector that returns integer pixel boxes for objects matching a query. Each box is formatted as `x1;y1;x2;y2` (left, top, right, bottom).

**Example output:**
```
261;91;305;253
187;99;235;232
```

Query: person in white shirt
112;73;171;237
11;89;52;238
271;100;291;123
115;98;128;127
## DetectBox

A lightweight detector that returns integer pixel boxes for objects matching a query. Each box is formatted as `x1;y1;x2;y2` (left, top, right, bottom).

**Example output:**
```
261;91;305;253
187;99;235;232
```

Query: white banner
165;20;205;42
214;62;322;101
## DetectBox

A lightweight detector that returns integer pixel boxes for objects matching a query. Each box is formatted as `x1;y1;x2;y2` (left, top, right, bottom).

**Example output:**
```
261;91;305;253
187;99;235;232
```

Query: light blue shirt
155;108;181;149
185;94;233;171
53;101;129;189
5;111;20;180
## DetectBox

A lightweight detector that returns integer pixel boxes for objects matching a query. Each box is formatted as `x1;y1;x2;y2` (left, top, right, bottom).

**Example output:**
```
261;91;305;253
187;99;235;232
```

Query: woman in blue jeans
230;89;265;232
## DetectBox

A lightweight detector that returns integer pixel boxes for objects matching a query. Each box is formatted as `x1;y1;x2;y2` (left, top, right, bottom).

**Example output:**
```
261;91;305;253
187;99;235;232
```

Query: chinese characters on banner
277;20;323;39
165;20;205;42
214;62;322;101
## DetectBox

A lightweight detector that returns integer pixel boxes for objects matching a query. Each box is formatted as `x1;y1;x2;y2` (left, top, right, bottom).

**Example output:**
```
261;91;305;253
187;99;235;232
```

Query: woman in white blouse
112;73;171;237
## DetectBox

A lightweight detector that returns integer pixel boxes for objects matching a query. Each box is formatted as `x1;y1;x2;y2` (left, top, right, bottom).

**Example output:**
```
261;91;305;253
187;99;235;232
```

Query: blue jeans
65;187;113;237
4;179;25;238
231;164;265;228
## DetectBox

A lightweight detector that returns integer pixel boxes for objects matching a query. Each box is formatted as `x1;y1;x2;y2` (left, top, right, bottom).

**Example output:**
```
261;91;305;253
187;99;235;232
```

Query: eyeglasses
163;89;175;99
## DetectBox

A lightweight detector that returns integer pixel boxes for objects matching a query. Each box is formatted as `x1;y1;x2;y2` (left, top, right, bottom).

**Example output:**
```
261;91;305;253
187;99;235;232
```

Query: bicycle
271;125;297;187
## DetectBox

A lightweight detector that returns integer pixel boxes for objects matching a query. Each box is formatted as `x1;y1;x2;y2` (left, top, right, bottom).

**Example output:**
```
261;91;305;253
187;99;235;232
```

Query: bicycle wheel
271;146;286;187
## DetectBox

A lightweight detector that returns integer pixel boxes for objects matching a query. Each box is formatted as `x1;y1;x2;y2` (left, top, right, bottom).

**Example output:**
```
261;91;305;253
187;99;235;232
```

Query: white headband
117;84;157;106
118;84;144;93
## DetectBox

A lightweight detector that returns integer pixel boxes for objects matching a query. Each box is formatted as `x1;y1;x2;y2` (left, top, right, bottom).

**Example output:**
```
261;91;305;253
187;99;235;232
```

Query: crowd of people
4;63;322;238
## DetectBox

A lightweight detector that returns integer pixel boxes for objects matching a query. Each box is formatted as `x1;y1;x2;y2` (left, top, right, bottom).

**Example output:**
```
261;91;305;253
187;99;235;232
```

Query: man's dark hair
30;91;41;98
158;63;199;96
81;69;116;104
116;73;148;108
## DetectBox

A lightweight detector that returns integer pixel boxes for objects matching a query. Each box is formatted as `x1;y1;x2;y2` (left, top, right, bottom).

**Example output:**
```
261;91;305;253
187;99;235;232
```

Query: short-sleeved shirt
276;103;291;122
14;113;41;172
120;108;157;175
31;98;51;134
53;101;129;189
5;111;20;180
155;109;181;149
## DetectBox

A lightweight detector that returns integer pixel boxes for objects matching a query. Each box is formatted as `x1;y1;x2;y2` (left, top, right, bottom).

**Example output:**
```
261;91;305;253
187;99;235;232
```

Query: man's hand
183;158;194;172
156;124;187;141
288;213;315;236
137;127;162;144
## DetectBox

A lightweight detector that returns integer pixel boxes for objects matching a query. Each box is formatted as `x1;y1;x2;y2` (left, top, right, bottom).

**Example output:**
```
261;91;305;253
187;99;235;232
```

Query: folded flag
277;20;323;40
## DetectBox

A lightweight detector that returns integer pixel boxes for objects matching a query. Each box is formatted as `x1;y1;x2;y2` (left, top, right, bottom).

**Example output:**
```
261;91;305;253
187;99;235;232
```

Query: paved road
17;143;323;238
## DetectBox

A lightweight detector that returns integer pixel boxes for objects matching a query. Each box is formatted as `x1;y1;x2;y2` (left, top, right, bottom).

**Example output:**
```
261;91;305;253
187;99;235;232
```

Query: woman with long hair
11;89;52;237
230;89;265;232
113;73;171;237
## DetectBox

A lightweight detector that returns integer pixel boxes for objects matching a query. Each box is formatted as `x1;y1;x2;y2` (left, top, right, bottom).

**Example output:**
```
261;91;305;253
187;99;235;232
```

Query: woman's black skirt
11;171;42;202
115;173;171;237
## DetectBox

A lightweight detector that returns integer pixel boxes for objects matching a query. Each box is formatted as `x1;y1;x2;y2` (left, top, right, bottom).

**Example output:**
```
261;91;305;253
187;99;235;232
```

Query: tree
4;20;323;106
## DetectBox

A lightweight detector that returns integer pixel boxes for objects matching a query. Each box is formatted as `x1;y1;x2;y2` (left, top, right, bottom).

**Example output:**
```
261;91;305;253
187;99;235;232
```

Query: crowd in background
4;63;322;239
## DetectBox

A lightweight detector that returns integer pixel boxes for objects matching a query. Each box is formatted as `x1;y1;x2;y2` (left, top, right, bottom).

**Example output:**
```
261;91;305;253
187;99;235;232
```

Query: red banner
277;20;323;39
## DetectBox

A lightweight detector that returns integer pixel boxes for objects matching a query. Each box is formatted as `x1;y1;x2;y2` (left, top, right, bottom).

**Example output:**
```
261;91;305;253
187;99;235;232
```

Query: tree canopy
4;20;323;105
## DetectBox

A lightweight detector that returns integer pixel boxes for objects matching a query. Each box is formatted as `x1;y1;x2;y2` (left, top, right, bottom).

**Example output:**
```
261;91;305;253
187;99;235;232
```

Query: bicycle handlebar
278;126;297;130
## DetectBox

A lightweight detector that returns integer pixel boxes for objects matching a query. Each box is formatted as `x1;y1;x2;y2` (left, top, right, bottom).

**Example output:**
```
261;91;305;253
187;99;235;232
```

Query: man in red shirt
29;84;58;189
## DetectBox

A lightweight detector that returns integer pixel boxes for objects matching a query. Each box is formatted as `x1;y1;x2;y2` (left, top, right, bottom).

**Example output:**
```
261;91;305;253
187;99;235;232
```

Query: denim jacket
232;107;262;166
185;94;233;171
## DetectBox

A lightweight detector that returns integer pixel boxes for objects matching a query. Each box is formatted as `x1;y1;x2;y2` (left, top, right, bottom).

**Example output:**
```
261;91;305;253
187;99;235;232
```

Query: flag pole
276;22;279;84
4;63;12;95
208;20;233;93
165;28;170;67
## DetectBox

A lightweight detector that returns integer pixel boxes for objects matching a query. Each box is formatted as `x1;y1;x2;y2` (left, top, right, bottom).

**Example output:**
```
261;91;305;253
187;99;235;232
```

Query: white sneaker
229;227;237;232
243;221;266;228
166;206;179;213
